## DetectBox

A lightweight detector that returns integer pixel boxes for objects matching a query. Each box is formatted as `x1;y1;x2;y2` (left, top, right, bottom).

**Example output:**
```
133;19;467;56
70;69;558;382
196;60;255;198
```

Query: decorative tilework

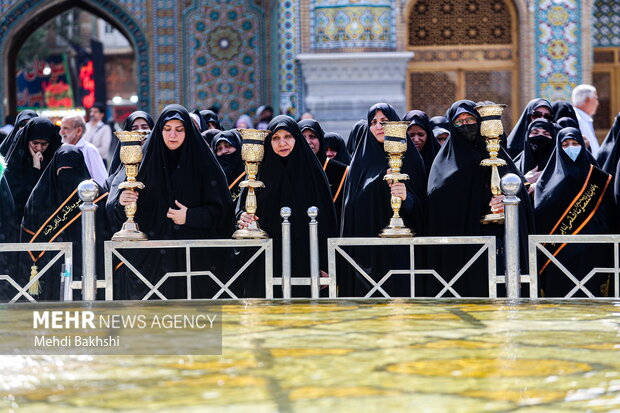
535;0;582;101
310;0;396;49
279;0;302;117
184;0;266;128
0;0;150;120
151;0;181;112
116;0;147;28
592;0;620;47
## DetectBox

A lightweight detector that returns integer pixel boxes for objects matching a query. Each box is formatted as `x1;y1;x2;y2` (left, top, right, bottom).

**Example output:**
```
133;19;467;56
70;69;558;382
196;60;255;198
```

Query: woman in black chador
298;119;349;226
403;110;441;177
324;132;351;165
513;118;557;196
0;109;38;156
212;129;245;203
194;109;222;132
506;98;552;158
0;156;17;301
346;119;367;155
107;105;234;299
535;127;613;297
340;103;426;297
596;112;620;175
237;115;337;297
552;101;579;124
4;117;61;225
107;110;154;178
427;100;535;297
20;146;105;301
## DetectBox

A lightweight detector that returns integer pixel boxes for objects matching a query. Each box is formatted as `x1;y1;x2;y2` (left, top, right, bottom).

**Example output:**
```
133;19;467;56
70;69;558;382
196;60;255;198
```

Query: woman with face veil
4;117;61;225
506;98;552;158
20;146;107;301
107;105;234;299
426;100;535;297
513;118;557;197
237;115;337;298
339;103;427;297
535;127;613;297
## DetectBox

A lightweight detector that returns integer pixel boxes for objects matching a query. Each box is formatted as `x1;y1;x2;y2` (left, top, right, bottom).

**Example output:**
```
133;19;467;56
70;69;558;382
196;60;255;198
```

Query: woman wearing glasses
506;98;552;158
426;100;535;297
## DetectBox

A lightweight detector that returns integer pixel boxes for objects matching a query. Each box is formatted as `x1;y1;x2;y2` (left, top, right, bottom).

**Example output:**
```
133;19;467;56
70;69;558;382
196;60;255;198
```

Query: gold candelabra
476;104;508;224
379;121;415;238
112;131;148;241
232;128;271;239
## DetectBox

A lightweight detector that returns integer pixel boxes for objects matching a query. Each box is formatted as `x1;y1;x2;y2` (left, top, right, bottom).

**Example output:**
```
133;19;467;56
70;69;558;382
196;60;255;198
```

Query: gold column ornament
379;121;415;238
112;131;148;241
233;128;271;239
476;104;508;224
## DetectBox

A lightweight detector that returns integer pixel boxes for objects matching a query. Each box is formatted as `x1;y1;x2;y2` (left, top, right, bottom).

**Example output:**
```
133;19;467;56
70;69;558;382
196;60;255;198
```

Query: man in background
572;84;600;157
60;114;107;186
84;102;113;165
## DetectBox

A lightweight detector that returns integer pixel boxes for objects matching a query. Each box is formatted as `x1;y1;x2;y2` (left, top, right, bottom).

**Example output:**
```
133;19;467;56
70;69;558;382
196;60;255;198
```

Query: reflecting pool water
2;299;620;412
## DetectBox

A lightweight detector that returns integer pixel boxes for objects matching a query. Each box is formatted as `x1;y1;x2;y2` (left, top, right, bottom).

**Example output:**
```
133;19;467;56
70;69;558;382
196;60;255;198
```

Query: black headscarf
552;101;579;123
535;127;613;297
427;100;535;297
20;146;93;301
513;118;557;174
346;119;367;155
107;111;155;177
4;117;61;224
324;132;351;165
403;110;441;176
596;112;620;174
236;115;337;297
0;110;38;156
556;116;580;131
211;129;244;184
201;128;221;146
429;115;450;139
195;109;222;132
506;98;552;158
106;104;234;299
340;103;426;297
298;119;326;164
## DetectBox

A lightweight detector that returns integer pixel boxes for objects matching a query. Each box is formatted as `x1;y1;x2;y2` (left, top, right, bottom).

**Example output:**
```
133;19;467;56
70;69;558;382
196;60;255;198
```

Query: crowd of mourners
1;84;619;300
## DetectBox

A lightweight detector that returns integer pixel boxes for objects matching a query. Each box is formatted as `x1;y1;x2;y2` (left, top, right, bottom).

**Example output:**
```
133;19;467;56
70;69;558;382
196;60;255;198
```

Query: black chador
0;156;17;301
298;119;349;226
552;101;579;124
211;129;245;203
4;117;61;225
324;132;351;165
346;119;367;155
0;109;38;156
340;103;427;297
506;98;552;158
107;110;155;178
106;105;234;299
20;146;107;301
195;109;222;132
236;116;337;297
403;110;441;177
596;112;620;175
513;118;557;175
535;127;613;297
427;100;535;297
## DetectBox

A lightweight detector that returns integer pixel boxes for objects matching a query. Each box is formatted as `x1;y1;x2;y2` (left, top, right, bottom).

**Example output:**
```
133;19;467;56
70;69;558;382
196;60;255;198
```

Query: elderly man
572;84;600;157
60;114;108;186
84;102;113;164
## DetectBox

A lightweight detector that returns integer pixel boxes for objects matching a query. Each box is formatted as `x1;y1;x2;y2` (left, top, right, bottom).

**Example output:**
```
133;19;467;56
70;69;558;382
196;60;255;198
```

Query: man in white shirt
572;84;600;157
84;103;113;164
60;114;108;187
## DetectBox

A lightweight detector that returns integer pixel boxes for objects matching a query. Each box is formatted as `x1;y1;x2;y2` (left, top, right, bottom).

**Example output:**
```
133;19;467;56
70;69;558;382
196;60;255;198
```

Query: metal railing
104;239;273;300
0;242;73;302
328;236;497;298
528;234;620;298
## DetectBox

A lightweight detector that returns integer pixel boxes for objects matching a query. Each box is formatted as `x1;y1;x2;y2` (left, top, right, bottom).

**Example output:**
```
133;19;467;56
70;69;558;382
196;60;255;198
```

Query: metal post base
379;217;415;238
112;221;148;241
480;213;505;225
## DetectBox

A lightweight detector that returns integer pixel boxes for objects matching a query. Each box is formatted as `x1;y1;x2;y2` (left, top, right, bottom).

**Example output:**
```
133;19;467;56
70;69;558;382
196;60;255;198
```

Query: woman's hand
524;166;541;184
119;190;138;206
390;182;407;201
489;195;505;214
29;146;43;169
167;200;187;225
238;212;258;229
